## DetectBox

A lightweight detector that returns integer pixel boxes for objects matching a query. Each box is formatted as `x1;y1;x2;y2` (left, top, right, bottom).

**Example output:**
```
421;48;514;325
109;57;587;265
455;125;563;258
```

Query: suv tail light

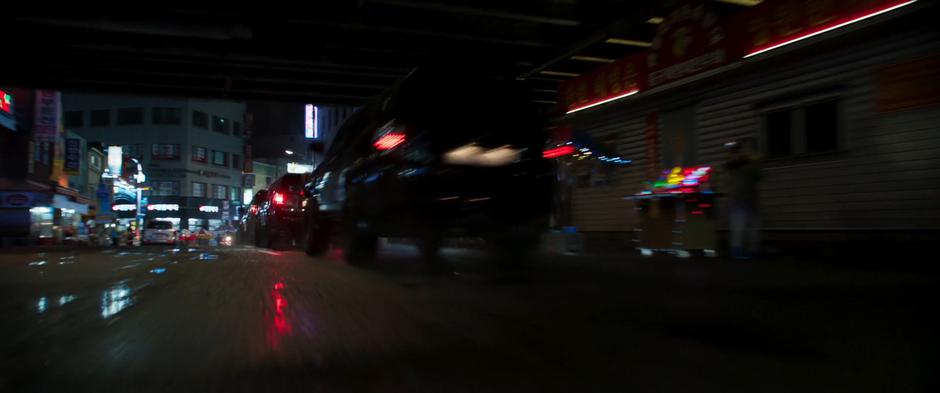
273;192;285;205
373;120;408;151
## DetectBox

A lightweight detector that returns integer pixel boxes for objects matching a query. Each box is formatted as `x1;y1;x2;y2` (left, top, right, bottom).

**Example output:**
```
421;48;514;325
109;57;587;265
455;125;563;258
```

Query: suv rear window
395;74;542;150
146;221;173;230
274;174;303;192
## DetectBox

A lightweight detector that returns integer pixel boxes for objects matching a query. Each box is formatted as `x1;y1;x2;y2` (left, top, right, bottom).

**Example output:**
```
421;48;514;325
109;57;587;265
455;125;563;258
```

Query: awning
53;194;89;215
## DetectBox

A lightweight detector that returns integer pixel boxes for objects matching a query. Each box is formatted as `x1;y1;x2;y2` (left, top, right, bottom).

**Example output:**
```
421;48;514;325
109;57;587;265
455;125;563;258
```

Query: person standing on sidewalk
724;138;763;259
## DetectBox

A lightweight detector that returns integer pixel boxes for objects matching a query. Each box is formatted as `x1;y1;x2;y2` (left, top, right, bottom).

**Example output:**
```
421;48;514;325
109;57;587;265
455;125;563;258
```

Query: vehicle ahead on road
256;174;307;248
238;190;266;245
142;220;176;245
301;67;555;268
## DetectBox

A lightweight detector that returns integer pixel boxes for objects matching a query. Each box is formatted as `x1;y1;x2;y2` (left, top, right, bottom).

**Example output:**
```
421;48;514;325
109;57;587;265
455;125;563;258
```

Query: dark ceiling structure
5;1;760;110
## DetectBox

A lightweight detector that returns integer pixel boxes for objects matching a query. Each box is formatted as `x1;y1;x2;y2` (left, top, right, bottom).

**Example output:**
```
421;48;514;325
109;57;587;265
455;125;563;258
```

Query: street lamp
284;150;294;155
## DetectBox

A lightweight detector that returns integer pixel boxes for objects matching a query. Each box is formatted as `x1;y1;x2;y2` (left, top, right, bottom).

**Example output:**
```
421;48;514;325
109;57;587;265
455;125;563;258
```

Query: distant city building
63;93;247;231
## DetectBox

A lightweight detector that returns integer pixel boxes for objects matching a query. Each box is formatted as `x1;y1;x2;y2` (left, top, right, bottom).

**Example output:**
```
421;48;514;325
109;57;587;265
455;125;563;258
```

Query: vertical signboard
107;146;123;176
305;104;319;139
34;90;60;144
64;138;81;174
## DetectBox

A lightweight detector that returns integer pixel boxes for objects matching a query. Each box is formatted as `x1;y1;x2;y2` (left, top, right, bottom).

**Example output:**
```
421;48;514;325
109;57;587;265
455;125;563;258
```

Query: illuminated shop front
551;0;938;252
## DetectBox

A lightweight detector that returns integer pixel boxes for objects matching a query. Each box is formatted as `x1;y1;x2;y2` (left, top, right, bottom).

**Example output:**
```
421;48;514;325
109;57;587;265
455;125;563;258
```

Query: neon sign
147;204;180;211
0;90;12;114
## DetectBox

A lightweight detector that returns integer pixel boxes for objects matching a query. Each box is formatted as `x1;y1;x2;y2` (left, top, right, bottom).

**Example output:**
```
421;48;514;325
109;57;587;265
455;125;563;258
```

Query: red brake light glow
273;192;285;205
374;133;406;151
543;145;576;159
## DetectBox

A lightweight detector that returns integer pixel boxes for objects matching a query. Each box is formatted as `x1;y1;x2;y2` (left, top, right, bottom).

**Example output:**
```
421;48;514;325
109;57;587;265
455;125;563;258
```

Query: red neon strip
373;133;406;150
566;89;639;114
542;145;576;158
745;0;918;58
691;210;704;215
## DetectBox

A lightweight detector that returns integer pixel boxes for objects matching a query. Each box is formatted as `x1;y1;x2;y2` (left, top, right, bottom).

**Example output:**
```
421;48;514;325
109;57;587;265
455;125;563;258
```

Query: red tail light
543;145;575;158
373;120;408;151
273;192;285;205
374;133;406;151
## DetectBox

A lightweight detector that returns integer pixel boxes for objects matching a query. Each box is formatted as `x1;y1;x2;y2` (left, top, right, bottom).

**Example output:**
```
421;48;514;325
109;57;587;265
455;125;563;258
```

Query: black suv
256;174;306;248
301;68;555;268
238;190;266;245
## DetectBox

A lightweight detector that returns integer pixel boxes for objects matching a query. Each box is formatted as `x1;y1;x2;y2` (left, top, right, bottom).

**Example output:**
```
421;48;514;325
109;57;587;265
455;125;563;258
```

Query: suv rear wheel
304;218;330;256
345;227;378;267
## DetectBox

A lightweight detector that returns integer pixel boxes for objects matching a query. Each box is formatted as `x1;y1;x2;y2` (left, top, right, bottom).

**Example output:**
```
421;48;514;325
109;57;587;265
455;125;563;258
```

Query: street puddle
194;253;218;261
59;294;77;306
100;281;134;319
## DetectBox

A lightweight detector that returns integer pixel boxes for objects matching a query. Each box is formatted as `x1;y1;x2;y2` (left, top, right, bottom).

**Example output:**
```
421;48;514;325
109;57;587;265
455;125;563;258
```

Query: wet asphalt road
1;244;938;393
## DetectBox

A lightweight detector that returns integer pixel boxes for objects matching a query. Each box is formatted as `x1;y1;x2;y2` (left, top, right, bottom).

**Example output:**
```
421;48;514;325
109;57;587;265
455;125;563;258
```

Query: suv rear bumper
350;160;554;236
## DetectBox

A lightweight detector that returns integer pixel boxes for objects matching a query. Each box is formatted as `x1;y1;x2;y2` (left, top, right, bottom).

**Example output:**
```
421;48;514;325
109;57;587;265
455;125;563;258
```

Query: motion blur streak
267;280;292;349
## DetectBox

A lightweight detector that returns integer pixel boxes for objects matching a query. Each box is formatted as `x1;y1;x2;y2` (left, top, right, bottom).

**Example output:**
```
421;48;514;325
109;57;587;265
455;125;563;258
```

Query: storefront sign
199;205;219;213
147;204;180;211
145;168;188;178
559;0;916;115
197;170;231;179
64;138;81;174
560;53;645;113
876;54;940;112
34;90;61;144
1;192;32;207
646;3;732;88
112;204;137;212
739;0;917;58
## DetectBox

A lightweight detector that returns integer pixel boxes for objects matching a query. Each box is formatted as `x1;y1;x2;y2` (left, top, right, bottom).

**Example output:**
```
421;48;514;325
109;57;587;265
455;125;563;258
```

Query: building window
232;187;241;201
192;182;206;197
192;146;208;163
117;107;144;125
89;153;102;171
120;144;141;160
232;154;240;170
192;110;208;129
233;121;242;137
762;98;841;159
212;184;228;200
151;144;181;160
805;100;839;153
151;180;180;196
152;107;182;125
265;176;272;186
765;110;793;158
90;110;110;127
212;115;228;134
64;111;83;128
212;150;228;166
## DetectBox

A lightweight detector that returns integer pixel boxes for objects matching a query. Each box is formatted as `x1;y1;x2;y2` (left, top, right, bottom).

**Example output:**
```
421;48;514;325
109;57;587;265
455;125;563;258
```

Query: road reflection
101;281;133;319
267;280;292;349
